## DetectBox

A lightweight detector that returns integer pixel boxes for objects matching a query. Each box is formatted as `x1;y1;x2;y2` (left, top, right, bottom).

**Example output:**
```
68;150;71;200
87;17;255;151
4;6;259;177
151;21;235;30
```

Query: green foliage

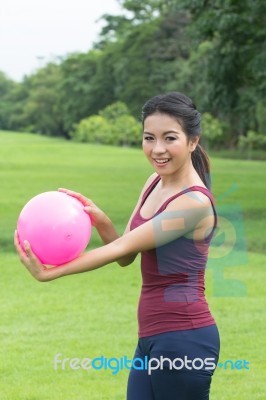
111;114;142;146
100;101;142;146
59;51;115;134
179;0;266;139
119;0;180;21
71;102;141;146
255;101;266;135
71;115;110;144
99;101;130;121
0;0;265;148
2;64;65;136
0;71;14;97
201;113;224;149
0;71;18;129
238;130;266;159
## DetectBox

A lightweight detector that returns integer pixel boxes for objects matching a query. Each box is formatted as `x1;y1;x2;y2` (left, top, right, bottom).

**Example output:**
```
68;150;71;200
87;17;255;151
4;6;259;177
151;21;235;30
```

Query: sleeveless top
130;175;218;338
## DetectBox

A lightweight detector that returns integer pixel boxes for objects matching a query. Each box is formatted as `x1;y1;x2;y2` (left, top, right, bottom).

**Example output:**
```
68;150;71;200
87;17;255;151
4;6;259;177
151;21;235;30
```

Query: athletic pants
127;324;220;400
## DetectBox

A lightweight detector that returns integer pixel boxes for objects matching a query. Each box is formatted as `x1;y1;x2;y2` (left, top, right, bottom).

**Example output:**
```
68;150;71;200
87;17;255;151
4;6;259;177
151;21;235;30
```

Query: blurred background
0;1;265;399
0;0;266;159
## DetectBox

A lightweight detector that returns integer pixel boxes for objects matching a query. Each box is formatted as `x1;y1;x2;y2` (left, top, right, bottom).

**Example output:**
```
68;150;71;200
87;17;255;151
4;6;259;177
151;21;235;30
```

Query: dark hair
141;92;211;189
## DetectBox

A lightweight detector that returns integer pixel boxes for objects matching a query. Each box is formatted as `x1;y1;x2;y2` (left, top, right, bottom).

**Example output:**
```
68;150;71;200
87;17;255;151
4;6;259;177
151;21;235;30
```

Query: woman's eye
143;136;154;141
165;136;176;141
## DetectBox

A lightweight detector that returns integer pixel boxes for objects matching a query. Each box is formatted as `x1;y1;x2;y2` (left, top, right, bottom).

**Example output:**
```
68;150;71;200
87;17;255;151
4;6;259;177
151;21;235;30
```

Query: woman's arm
58;188;120;244
14;231;123;282
58;188;132;266
92;217;136;267
15;189;213;282
116;173;158;266
59;173;157;267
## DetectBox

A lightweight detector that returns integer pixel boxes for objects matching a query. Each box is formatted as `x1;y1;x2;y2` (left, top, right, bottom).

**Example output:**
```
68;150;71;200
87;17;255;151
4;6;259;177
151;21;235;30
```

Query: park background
0;1;265;399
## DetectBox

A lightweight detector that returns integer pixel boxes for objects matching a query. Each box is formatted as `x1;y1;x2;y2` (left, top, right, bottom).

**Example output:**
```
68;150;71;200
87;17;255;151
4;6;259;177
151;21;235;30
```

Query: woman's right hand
58;188;111;229
58;187;136;266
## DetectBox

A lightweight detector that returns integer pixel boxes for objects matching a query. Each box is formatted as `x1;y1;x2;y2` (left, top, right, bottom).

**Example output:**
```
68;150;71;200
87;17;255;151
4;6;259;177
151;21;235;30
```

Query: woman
15;92;220;399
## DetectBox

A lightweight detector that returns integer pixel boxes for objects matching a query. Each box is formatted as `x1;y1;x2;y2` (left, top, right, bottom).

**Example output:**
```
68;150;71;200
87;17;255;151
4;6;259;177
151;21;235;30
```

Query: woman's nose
153;140;166;154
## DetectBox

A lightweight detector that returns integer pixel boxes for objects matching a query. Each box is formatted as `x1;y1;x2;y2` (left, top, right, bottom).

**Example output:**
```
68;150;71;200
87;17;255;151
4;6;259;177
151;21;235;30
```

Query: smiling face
142;112;199;177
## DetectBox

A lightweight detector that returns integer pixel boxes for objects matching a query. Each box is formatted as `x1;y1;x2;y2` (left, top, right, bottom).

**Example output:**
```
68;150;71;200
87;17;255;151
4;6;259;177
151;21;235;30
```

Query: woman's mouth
153;158;170;166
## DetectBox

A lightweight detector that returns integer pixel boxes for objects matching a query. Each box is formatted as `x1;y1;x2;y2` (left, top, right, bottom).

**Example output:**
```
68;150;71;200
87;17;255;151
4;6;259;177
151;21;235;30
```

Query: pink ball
17;191;92;266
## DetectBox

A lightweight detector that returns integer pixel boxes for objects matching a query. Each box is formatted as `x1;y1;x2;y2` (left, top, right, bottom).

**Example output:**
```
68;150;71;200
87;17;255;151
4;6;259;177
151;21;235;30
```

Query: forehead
143;113;184;134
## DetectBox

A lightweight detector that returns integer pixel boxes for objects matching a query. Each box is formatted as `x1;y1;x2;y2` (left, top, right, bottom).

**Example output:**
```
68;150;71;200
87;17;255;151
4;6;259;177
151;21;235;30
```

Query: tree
105;11;191;116
97;0;170;47
178;0;266;141
5;63;65;136
0;72;17;130
238;130;266;160
2;0;265;150
59;47;122;134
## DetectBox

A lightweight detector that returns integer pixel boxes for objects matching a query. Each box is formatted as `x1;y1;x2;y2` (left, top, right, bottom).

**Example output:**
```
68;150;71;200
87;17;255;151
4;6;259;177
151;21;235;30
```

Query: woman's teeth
154;159;170;164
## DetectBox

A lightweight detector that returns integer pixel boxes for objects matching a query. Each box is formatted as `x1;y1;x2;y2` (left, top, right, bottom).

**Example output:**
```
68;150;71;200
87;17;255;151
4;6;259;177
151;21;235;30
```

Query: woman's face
142;113;198;176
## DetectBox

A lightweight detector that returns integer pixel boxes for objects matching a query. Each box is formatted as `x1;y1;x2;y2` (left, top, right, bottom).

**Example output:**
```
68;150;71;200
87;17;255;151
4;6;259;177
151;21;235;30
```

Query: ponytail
191;143;211;190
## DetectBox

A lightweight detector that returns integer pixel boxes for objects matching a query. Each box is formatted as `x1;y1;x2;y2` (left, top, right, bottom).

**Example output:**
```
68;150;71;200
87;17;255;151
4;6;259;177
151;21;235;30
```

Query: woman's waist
141;278;206;298
137;297;216;337
139;284;210;307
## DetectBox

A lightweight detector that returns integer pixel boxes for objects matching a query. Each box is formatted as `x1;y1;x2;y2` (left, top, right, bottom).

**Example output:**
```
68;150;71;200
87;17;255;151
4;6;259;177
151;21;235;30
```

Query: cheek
142;141;151;155
169;143;190;161
170;142;184;155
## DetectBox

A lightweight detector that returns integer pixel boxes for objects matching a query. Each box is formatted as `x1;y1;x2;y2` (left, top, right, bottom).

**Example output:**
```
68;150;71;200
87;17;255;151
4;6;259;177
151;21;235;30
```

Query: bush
238;130;266;159
71;115;110;144
112;115;141;146
99;101;130;121
71;102;141;146
201;113;224;150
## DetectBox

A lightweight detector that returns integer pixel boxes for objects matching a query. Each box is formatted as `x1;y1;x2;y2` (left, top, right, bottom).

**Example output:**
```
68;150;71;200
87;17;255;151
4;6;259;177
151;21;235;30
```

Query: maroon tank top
130;175;217;338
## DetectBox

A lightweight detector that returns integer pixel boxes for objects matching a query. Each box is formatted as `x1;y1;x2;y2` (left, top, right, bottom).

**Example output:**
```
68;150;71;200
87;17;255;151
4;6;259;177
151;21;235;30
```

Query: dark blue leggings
127;325;220;400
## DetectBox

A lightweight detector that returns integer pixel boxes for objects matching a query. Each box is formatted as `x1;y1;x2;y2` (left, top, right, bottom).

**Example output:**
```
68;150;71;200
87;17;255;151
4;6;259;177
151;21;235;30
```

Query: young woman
15;92;220;400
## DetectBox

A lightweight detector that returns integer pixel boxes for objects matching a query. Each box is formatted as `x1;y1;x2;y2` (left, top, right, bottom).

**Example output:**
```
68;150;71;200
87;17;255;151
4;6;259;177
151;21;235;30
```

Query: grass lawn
0;131;265;399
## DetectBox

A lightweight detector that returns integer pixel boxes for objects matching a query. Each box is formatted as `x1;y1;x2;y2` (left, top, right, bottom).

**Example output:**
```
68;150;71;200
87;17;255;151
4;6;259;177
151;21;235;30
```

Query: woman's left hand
14;230;53;282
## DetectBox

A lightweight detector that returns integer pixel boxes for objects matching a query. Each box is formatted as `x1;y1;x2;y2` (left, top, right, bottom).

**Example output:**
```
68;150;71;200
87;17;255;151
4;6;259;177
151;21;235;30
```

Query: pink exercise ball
17;191;92;266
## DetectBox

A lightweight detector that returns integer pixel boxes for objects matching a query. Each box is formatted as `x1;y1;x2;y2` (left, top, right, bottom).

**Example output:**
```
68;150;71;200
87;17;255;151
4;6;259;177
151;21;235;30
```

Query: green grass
209;148;266;161
1;131;265;254
0;130;265;399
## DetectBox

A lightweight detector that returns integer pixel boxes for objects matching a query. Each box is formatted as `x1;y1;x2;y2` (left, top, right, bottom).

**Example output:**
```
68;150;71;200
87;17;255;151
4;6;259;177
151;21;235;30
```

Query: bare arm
92;217;136;267
116;173;158;266
15;189;214;282
59;174;157;267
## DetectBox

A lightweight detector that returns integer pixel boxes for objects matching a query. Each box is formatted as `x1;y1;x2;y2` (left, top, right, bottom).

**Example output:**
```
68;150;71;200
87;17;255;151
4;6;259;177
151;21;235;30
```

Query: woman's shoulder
139;173;159;196
144;173;159;188
164;185;214;214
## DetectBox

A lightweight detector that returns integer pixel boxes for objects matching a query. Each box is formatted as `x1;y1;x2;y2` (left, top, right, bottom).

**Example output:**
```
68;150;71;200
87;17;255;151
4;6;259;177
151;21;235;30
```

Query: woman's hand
58;188;120;245
14;230;54;282
58;188;110;229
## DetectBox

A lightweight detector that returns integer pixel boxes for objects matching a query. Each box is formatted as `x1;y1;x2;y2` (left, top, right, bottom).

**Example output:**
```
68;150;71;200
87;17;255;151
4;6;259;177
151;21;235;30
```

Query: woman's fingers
57;188;101;226
23;240;37;262
14;231;32;265
58;188;93;207
14;230;27;261
14;231;55;282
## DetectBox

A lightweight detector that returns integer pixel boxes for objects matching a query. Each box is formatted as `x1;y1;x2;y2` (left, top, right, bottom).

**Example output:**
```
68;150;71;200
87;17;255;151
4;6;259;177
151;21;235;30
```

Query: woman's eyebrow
143;130;181;135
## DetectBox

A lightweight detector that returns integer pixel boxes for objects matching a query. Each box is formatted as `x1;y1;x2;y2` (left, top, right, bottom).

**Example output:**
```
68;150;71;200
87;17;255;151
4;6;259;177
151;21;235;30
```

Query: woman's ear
189;136;200;153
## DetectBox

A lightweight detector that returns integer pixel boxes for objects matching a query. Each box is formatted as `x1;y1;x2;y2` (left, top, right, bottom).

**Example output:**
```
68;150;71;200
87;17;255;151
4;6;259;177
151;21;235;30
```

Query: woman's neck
159;163;203;190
